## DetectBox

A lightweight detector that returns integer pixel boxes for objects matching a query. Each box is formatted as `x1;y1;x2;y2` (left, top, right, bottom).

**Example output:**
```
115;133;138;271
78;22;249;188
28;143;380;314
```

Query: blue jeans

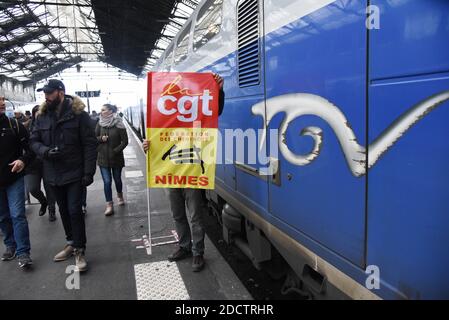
0;177;31;256
99;167;123;203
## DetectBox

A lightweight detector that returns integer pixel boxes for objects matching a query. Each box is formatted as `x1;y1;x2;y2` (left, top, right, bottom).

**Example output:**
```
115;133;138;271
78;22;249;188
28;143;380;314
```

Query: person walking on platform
25;105;57;222
0;95;34;269
90;110;99;123
23;111;32;131
81;109;99;216
96;104;128;216
30;80;97;272
14;109;31;130
142;74;224;272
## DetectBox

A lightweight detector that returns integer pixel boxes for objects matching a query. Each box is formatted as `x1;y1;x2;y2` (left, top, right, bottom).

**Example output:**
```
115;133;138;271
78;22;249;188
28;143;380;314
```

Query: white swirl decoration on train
252;90;449;177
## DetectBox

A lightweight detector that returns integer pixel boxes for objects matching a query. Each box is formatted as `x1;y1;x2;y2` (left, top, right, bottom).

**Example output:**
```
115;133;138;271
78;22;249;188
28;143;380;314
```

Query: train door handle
234;158;281;186
268;157;281;186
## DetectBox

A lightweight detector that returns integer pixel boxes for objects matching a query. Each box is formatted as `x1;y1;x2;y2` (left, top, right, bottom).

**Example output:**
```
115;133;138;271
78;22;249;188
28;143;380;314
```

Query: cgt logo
157;75;214;123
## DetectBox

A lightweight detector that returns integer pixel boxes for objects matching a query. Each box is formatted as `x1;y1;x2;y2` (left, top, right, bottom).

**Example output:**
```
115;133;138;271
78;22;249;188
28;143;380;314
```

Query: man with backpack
0;95;34;269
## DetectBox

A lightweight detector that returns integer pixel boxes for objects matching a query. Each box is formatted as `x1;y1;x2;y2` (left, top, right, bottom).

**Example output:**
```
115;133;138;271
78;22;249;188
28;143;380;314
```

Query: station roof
0;0;197;83
92;0;195;75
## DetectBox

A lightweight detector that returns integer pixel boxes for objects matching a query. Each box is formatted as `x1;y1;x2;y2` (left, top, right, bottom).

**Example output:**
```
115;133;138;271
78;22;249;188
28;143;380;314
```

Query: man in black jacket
0;95;35;268
30;80;97;272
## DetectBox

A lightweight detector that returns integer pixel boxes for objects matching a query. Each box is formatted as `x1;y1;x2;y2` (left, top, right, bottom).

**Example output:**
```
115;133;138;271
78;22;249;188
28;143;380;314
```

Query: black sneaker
48;209;56;222
17;254;33;268
1;247;16;261
192;255;205;272
167;247;192;262
38;201;48;216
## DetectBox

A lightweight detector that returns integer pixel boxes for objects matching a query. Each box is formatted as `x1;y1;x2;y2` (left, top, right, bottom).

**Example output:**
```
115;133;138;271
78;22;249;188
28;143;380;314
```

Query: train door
264;0;368;267
367;0;449;299
222;0;268;213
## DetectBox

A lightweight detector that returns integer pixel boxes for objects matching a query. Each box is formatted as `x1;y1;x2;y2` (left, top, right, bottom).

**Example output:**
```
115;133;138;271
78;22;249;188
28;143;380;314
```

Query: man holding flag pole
143;73;224;272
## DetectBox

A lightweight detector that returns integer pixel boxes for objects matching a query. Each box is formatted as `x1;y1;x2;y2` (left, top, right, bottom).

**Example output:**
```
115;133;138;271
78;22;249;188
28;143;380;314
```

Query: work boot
104;202;114;216
74;249;88;272
18;254;33;269
1;247;16;261
48;207;56;222
192;255;205;272
54;245;74;262
117;193;125;206
167;247;192;262
38;201;48;216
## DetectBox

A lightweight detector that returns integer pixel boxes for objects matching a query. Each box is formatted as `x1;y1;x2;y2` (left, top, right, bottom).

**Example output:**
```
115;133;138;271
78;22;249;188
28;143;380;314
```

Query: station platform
0;123;251;301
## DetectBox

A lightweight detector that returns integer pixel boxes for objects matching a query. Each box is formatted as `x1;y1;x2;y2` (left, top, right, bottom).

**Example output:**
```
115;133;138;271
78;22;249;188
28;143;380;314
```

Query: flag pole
145;73;152;255
145;131;152;255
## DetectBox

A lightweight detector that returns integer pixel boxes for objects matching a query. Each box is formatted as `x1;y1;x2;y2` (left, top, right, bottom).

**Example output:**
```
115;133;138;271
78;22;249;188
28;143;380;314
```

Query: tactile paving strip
134;261;190;300
125;170;144;178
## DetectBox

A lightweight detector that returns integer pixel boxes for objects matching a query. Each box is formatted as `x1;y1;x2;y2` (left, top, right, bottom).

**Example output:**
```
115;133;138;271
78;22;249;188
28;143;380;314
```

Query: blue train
125;0;449;299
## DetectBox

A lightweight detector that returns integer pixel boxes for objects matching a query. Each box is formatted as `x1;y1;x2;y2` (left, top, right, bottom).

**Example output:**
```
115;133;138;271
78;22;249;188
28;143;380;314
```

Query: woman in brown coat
96;104;128;216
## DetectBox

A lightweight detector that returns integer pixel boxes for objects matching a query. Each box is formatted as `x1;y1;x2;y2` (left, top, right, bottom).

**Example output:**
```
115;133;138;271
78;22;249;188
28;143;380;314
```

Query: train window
163;44;174;71
174;22;192;65
155;52;166;71
165;51;174;71
193;0;224;51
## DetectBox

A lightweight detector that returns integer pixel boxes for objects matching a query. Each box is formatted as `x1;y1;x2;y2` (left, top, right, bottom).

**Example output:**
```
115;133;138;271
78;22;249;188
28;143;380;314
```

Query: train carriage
126;0;449;299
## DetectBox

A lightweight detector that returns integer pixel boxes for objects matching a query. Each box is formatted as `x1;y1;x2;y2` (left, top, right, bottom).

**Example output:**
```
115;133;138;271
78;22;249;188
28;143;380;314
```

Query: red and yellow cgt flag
146;72;219;189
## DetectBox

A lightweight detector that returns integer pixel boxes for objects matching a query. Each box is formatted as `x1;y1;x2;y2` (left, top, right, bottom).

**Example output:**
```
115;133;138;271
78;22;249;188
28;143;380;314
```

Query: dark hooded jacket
0;114;35;188
30;95;97;186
